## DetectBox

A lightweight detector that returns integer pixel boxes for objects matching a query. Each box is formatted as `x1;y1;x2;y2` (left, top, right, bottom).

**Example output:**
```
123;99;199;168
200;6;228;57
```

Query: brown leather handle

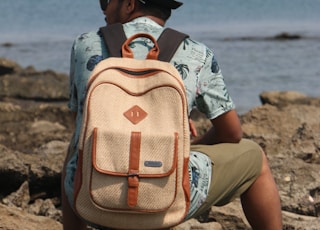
122;33;159;60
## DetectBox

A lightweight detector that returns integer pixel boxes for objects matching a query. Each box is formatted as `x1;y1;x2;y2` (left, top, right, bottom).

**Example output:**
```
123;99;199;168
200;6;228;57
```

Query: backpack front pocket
90;128;179;212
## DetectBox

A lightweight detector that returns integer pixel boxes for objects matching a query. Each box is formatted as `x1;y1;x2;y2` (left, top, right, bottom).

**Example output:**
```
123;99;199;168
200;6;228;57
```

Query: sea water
1;0;319;113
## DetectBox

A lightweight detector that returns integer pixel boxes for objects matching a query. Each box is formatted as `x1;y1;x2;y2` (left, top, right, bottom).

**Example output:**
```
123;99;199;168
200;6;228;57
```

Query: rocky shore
0;57;319;229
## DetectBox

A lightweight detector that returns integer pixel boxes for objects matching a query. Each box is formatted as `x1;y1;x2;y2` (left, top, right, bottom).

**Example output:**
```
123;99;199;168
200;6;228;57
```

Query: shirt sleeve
195;47;235;120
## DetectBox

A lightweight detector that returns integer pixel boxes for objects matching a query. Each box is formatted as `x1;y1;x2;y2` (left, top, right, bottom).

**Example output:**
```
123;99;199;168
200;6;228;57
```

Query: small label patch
144;161;163;168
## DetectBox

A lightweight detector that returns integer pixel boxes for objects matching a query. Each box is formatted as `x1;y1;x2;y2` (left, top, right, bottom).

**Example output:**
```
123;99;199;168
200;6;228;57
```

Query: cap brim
148;0;183;9
169;0;183;9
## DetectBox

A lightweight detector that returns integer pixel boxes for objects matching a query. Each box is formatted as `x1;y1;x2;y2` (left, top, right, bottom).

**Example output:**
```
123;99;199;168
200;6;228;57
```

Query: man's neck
144;15;165;26
127;13;165;26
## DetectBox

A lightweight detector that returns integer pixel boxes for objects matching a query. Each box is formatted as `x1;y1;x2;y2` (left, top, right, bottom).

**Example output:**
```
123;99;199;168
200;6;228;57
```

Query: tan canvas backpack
73;24;190;230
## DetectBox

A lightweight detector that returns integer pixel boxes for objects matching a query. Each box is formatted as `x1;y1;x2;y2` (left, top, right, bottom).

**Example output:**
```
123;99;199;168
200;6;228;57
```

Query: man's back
70;17;234;123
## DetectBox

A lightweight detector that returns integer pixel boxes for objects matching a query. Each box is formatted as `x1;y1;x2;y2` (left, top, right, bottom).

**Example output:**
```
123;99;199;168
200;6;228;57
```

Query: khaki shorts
189;139;263;218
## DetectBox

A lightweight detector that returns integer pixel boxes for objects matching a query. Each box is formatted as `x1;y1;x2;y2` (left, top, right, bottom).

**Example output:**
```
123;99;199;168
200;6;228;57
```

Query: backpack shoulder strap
99;24;189;61
100;23;126;58
157;28;189;62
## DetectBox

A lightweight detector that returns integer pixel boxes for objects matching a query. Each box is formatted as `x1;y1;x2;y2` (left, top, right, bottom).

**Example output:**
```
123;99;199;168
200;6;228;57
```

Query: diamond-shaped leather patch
124;105;148;125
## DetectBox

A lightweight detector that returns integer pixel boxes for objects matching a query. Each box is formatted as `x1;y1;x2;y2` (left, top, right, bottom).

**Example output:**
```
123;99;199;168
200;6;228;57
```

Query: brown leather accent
127;132;141;207
157;28;189;62
127;176;139;208
122;33;159;60
123;105;148;125
100;24;126;58
92;128;97;165
100;24;189;62
182;157;191;214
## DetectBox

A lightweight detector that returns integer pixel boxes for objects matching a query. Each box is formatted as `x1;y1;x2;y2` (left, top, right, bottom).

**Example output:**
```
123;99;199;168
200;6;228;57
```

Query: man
62;0;283;229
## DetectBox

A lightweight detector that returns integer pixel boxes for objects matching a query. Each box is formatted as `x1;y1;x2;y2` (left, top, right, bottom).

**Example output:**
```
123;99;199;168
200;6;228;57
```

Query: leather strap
99;23;189;61
157;27;189;62
127;132;141;207
100;23;126;58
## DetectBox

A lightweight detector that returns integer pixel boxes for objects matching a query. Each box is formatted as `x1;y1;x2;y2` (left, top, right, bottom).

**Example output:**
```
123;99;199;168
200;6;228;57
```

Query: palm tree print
182;38;199;50
174;62;189;80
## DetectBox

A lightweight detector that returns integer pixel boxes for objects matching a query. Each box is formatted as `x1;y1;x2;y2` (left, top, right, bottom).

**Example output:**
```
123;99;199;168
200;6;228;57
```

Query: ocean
1;0;320;114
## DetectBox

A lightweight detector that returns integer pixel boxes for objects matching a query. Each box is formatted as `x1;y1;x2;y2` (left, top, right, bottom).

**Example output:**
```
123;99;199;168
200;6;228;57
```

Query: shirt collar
125;16;163;28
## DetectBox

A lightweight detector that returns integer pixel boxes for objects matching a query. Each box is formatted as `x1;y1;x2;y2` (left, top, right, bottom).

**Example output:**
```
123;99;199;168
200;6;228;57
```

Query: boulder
260;91;320;107
0;58;68;101
0;58;22;75
0;203;62;230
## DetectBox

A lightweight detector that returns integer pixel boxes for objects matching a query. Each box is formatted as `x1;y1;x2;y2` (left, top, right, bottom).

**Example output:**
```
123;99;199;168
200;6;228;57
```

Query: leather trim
183;157;191;215
122;33;159;60
127;132;141;207
91;128;97;165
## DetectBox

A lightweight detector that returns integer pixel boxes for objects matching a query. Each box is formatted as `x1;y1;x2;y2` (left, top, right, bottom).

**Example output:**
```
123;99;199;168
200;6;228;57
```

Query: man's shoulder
174;35;212;62
74;30;102;46
183;36;207;49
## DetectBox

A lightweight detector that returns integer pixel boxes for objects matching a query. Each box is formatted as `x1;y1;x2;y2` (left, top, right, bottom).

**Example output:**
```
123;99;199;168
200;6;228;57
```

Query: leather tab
127;176;139;207
127;132;141;207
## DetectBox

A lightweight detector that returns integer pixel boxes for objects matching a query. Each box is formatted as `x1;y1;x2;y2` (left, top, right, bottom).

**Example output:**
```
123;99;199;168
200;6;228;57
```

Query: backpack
73;24;190;230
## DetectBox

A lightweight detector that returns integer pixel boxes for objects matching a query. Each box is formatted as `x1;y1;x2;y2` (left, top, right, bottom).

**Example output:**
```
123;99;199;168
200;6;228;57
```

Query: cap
139;0;183;9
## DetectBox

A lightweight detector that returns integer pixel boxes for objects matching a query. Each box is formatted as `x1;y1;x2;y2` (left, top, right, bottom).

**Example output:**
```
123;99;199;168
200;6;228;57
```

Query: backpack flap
92;128;179;210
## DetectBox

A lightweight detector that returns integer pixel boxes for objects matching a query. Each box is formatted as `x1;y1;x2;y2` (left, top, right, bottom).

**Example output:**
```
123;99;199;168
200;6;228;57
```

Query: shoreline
0;48;318;115
1;28;319;112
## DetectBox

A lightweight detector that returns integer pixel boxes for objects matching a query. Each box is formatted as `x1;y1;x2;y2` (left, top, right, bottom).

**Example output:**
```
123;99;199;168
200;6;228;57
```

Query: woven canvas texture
74;57;190;229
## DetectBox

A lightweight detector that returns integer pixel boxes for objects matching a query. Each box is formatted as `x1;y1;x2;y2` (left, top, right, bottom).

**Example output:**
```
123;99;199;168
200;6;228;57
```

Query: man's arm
192;109;242;145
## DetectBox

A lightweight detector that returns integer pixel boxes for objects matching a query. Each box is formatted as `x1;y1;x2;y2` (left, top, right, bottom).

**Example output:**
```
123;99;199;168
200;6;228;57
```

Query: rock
1;42;14;48
0;70;69;101
0;203;62;230
210;199;250;229
0;140;67;200
37;199;62;222
240;103;320;163
0;100;73;152
260;91;320;107
173;218;222;230
273;32;302;40
2;181;30;209
30;120;66;134
0;145;29;196
223;32;306;42
0;57;69;100
282;211;320;230
0;58;22;75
